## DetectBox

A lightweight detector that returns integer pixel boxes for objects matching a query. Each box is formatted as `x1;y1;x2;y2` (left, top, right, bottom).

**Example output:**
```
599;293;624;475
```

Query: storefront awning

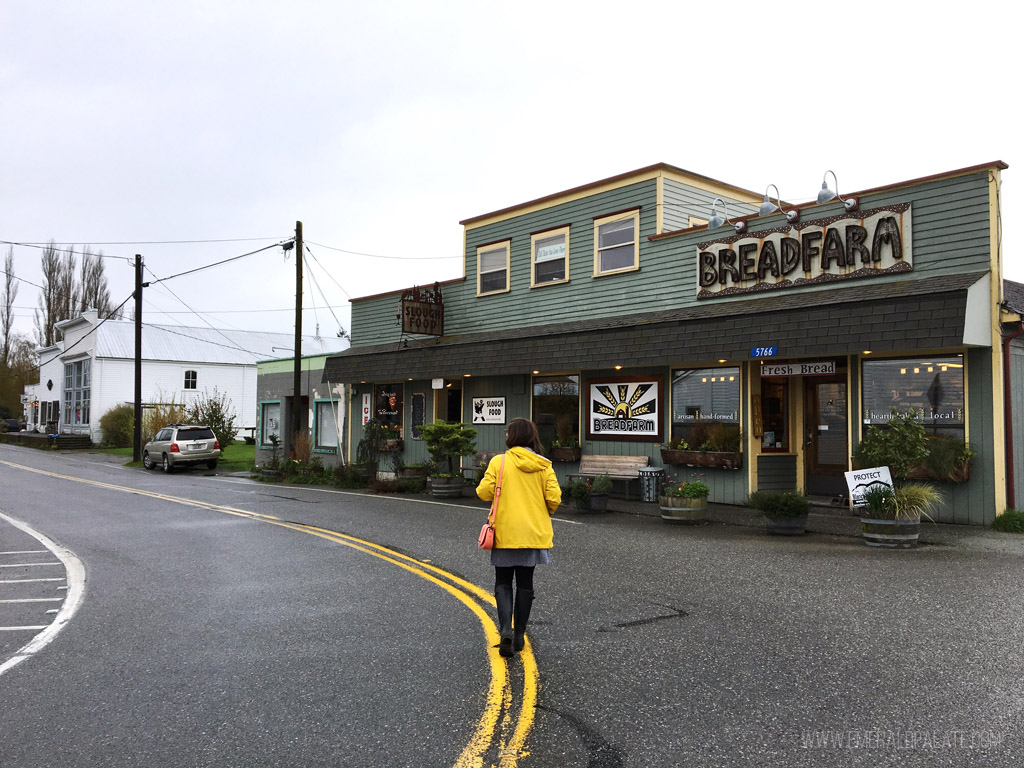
322;272;985;383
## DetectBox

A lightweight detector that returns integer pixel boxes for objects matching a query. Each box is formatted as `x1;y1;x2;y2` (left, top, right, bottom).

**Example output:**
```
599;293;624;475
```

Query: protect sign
844;466;894;508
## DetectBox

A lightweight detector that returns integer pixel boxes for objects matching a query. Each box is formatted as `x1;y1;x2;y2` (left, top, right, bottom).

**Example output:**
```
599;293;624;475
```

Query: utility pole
291;221;304;455
132;255;145;462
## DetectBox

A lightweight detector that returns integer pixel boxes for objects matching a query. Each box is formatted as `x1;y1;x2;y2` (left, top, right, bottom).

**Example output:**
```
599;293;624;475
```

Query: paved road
1;442;1023;767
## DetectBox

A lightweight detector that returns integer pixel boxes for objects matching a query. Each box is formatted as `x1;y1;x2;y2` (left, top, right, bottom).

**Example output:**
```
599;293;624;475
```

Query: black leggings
495;565;534;591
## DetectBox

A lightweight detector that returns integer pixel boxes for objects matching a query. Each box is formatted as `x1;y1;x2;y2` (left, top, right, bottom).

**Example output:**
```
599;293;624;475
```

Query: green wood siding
757;455;798;491
662;179;757;232
350;171;994;351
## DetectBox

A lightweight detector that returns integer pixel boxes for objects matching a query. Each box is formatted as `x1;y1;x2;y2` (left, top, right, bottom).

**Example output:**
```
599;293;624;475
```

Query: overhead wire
303;248;349;339
305;240;459;261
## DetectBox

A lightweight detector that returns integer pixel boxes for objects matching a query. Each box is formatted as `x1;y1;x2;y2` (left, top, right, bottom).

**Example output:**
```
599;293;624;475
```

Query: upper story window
184;370;197;390
477;240;510;296
594;209;640;275
531;226;569;287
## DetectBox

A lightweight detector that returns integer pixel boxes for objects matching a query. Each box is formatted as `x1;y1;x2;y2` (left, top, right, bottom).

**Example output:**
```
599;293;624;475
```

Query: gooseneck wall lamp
817;170;859;212
758;183;799;224
706;197;747;234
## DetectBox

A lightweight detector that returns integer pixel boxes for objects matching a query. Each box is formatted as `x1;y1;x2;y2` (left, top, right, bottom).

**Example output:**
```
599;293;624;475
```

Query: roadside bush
746;491;810;519
331;464;367;489
992;508;1024;533
186;388;238;447
144;393;189;440
98;403;136;448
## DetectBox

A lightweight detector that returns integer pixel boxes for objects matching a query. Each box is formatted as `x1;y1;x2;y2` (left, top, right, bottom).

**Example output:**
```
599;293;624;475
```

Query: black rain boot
513;588;535;652
495;584;514;658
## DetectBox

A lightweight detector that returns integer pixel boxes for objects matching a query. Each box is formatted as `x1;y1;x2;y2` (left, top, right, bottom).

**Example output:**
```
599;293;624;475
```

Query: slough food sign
696;204;912;298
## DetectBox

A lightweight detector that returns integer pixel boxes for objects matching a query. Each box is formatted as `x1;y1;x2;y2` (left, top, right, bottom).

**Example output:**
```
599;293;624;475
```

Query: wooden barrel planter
429;477;465;498
658;495;708;524
764;513;809;536
860;518;921;548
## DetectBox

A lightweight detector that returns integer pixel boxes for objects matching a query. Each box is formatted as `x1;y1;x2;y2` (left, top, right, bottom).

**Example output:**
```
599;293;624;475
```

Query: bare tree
1;246;17;367
78;247;121;319
34;242;78;347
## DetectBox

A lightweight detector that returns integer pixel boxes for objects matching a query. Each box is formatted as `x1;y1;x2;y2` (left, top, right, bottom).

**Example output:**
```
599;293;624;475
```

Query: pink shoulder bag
478;454;505;550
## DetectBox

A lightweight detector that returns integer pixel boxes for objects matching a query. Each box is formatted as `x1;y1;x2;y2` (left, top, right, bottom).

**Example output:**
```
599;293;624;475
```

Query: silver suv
143;424;221;473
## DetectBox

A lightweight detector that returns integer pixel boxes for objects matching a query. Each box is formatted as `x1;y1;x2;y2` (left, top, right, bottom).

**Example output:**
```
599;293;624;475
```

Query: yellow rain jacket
476;447;561;549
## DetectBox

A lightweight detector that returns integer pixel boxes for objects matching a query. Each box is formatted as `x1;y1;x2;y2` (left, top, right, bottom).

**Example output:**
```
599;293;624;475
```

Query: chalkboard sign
411;393;425;439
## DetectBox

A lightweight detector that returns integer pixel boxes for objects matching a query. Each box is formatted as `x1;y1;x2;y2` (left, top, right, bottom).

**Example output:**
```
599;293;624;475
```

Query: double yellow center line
1;460;538;767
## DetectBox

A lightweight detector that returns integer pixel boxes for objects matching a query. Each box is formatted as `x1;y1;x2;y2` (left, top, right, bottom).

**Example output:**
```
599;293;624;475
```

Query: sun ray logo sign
588;378;662;440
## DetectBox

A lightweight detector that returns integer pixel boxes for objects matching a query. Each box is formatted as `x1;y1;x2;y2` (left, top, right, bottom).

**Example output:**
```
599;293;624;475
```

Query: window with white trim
260;401;281;447
477;241;510;295
184;370;197;390
531;227;569;286
594;210;640;274
63;359;91;426
314;400;339;451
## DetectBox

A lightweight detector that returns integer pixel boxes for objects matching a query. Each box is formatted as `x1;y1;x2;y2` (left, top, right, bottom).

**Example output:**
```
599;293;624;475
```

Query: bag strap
488;453;506;525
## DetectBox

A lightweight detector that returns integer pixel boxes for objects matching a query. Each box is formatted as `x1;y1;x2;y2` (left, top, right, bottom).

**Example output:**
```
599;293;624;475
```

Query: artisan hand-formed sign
587;377;663;442
697;204;912;298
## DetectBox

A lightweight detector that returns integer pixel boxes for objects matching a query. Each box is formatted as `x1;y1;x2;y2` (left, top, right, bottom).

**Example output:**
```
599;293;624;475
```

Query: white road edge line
0;512;85;677
208;477;585;524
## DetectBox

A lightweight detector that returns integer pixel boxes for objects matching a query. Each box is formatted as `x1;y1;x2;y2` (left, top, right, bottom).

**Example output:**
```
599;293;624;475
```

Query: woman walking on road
476;418;561;658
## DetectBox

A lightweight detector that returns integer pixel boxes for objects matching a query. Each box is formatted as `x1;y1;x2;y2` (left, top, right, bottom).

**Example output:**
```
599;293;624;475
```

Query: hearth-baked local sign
697;204;912;298
586;377;663;442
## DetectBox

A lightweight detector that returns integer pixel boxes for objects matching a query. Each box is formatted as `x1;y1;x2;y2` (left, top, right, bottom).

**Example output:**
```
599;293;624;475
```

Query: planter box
658;495;708;524
906;462;971;483
550;446;581;462
765;513;808;536
860;517;921;548
574;493;608;513
660;449;742;470
399;466;428;479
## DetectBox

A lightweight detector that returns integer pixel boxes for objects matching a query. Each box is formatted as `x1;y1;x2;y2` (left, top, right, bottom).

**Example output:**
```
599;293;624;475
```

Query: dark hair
506;418;543;453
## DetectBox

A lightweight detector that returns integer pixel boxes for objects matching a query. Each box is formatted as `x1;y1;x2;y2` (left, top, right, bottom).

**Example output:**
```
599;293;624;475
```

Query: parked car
143;424;221;473
2;418;25;433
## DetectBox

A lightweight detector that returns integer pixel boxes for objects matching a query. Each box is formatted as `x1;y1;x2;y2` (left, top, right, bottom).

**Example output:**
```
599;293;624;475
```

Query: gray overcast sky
2;0;1021;343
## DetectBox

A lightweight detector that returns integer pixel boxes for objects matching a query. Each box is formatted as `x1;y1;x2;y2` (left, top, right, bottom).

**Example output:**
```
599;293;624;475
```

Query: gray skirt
490;548;552;567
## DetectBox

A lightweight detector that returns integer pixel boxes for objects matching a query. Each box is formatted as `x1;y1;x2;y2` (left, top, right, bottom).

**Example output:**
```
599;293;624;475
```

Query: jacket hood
505;446;552;473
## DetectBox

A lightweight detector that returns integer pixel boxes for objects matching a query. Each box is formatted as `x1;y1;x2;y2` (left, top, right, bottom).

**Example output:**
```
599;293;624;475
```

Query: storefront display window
533;374;579;449
671;367;740;449
760;380;789;452
63;359;91;426
862;356;965;437
374;383;404;432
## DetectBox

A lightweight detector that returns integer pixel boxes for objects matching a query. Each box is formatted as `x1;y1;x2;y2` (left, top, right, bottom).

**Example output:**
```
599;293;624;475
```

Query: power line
303;244;351;300
305;240;459;261
4;237;284;246
0;268;44;291
303;249;349;339
147;242;288;284
2;240;132;261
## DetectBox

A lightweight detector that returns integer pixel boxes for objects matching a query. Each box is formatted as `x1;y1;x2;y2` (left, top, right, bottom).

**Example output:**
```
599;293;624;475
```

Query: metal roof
94;319;348;365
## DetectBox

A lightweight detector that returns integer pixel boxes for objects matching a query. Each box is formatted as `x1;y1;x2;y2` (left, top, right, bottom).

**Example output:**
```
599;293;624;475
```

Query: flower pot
550;446;581;462
860;517;921;548
659;495;708;524
429;477;465;498
575;493;608;513
764;513;809;536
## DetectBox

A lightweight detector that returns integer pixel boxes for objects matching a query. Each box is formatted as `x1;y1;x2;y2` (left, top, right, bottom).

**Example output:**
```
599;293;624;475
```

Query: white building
23;310;348;444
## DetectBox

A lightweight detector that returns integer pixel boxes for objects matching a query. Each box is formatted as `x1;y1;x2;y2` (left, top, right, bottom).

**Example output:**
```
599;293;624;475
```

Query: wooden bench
567;454;650;500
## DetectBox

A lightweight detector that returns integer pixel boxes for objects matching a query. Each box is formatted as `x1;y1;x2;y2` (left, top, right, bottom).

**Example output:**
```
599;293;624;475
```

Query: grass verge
992;508;1024;533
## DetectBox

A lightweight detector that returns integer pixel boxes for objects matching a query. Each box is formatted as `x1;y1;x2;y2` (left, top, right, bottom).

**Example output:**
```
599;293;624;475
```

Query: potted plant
417;420;478;498
860;483;941;548
746;491;811;536
550;437;581;463
658;473;710;524
565;475;612;512
852;410;930;480
351;419;390;479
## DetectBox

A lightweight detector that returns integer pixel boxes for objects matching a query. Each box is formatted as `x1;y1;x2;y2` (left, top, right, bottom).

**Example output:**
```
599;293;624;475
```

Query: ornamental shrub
98;403;135;448
186;387;238;448
746;491;810;519
662;473;710;499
